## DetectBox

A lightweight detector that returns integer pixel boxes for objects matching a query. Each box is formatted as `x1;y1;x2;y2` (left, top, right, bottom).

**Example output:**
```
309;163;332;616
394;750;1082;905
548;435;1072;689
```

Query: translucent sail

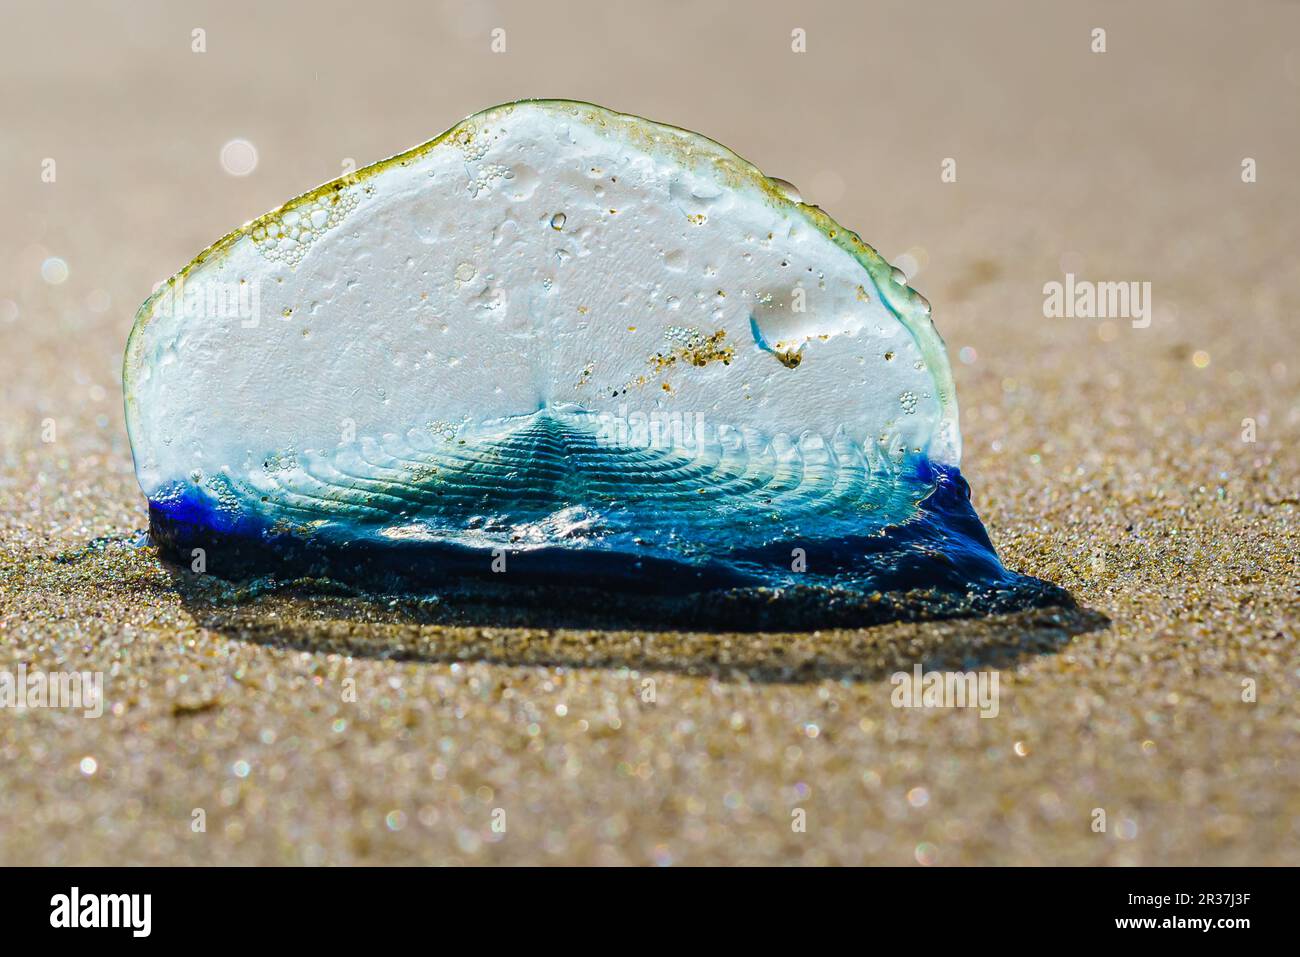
125;100;1048;613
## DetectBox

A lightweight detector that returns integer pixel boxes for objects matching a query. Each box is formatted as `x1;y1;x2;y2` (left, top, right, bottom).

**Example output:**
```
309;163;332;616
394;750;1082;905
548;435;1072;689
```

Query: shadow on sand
165;563;1109;684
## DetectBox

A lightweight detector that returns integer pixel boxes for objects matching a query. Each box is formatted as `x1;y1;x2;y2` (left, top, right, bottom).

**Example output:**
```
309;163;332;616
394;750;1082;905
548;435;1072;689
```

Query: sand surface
1;0;1297;865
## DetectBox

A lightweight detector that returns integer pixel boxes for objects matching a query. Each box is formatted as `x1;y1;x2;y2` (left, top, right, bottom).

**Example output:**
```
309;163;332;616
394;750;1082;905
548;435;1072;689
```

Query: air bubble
768;177;802;203
40;257;69;285
220;139;259;176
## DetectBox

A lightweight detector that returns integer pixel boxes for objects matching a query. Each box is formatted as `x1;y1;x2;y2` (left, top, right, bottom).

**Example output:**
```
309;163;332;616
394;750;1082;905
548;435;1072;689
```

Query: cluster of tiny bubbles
468;162;511;198
453;124;489;162
220;138;259;177
250;188;360;268
40;256;69;285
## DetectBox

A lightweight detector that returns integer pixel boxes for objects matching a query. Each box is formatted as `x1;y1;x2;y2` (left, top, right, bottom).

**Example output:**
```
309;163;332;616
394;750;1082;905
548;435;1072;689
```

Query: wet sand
1;0;1297;864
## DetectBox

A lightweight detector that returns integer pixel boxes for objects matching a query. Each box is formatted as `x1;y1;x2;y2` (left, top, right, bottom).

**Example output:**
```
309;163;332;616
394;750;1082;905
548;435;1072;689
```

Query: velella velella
125;99;1065;624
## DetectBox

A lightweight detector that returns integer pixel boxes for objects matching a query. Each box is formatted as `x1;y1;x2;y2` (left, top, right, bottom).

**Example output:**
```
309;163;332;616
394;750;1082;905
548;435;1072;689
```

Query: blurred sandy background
1;0;1297;864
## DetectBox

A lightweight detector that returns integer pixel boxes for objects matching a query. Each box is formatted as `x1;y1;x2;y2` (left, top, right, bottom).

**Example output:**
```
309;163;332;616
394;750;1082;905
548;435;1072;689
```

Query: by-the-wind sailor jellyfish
124;100;1064;625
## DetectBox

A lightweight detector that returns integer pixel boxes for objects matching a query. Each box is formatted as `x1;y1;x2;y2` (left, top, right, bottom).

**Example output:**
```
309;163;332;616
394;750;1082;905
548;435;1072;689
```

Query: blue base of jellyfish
146;434;1069;626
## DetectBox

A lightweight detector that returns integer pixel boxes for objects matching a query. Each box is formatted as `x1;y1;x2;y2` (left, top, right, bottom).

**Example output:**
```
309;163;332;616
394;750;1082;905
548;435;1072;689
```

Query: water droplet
550;212;566;231
41;257;69;285
220;139;259;176
768;177;802;203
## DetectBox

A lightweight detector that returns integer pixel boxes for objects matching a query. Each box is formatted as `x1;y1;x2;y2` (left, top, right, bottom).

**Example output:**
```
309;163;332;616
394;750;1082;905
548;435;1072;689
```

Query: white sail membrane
125;100;974;597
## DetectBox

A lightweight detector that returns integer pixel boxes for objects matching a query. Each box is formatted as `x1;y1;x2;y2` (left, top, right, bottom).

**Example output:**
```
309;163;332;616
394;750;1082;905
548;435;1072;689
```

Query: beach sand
1;0;1296;864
